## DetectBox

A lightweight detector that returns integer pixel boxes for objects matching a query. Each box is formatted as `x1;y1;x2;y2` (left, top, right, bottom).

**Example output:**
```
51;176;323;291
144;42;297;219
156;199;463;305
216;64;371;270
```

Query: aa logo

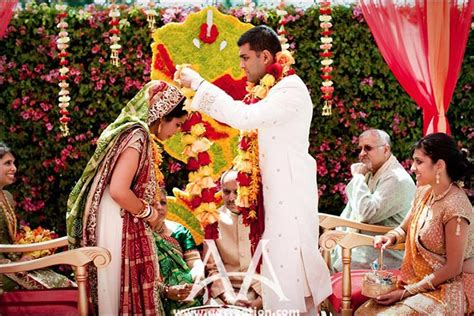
185;239;289;303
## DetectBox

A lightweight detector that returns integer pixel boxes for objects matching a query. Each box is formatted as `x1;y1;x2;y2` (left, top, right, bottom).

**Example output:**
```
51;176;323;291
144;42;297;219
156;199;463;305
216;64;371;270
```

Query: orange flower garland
319;0;334;116
56;3;71;136
236;50;295;250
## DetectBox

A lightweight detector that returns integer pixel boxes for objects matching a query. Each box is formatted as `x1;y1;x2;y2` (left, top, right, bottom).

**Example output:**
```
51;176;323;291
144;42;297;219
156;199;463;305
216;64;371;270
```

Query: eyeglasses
358;144;385;152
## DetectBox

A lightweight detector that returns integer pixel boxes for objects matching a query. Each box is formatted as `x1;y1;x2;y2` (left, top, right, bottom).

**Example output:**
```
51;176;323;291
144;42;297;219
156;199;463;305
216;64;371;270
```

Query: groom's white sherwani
191;75;332;312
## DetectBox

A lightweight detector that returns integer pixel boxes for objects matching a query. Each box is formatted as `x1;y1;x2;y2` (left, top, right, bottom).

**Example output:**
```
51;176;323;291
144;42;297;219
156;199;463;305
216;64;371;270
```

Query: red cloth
328;269;401;312
0;288;90;315
0;1;18;38
359;0;472;135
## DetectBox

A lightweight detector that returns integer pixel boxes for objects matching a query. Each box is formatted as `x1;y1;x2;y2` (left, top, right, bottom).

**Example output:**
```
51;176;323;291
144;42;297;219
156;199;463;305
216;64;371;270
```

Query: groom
176;25;331;314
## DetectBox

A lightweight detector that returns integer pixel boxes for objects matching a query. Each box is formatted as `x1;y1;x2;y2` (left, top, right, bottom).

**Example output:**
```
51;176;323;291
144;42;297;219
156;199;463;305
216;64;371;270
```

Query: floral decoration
319;0;334;116
108;0;121;67
145;1;157;31
55;3;71;136
15;225;59;259
236;50;295;250
243;0;256;23
2;3;470;239
150;7;251;241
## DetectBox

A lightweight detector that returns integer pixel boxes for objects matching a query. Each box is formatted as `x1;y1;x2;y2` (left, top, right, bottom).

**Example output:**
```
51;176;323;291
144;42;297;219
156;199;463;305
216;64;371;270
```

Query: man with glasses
334;129;416;271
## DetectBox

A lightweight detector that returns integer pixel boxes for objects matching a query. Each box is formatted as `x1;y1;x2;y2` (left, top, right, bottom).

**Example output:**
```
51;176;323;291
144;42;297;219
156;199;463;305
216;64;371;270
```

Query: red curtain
0;0;18;38
359;0;472;135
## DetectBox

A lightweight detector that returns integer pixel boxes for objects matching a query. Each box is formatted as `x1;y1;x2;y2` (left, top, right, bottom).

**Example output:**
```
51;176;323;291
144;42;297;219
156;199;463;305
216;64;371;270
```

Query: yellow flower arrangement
15;226;57;259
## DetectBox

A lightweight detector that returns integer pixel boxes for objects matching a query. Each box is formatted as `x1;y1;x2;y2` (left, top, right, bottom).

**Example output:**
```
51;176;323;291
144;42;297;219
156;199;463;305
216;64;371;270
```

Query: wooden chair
0;236;111;316
318;213;404;315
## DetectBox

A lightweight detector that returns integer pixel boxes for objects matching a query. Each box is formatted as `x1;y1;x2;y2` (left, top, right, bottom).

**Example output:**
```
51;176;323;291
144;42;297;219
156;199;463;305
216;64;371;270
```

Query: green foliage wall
0;3;472;234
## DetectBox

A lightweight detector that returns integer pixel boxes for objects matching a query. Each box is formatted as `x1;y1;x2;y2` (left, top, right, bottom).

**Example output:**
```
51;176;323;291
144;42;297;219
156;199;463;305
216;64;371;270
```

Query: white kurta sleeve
345;173;412;224
190;80;300;130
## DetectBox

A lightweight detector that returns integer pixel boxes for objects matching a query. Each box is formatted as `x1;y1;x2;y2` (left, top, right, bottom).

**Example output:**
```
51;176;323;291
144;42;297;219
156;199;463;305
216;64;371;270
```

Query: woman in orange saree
356;133;473;315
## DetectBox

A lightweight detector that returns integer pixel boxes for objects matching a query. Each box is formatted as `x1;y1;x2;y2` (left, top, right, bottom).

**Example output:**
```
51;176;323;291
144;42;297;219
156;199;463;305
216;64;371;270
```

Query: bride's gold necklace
0;190;17;241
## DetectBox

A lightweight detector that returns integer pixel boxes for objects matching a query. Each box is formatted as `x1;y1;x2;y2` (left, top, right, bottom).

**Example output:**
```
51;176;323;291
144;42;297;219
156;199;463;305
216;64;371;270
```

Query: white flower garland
56;3;71;136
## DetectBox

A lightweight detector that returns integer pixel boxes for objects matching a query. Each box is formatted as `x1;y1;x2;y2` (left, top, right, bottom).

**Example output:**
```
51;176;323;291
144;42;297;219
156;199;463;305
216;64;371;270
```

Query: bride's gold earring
435;171;440;184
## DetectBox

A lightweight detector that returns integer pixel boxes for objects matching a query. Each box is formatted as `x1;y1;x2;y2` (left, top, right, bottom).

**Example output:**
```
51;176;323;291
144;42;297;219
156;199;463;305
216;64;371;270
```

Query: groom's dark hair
237;25;281;57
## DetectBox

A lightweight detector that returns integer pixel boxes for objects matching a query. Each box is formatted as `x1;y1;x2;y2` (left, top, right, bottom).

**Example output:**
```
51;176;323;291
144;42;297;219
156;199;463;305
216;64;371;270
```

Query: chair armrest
319;213;394;234
0;236;68;253
319;230;404;252
0;247;111;273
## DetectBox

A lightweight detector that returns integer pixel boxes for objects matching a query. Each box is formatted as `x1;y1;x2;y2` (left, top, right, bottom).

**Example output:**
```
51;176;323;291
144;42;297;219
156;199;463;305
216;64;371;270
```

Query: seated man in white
203;169;262;309
334;129;416;271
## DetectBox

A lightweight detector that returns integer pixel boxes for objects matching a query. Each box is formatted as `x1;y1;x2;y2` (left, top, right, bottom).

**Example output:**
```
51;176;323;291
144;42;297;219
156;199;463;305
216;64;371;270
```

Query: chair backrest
0;237;111;316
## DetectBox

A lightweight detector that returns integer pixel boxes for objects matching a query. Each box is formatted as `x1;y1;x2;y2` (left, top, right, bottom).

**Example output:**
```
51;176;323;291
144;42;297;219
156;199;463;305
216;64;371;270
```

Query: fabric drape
359;0;472;135
0;0;18;38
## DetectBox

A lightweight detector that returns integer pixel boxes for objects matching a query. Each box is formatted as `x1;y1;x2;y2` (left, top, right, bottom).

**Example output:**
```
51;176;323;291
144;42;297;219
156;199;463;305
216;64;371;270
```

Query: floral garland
145;1;157;31
150;134;165;186
319;0;334;116
243;0;255;23
109;0;121;67
15;225;59;259
236;50;295;250
55;3;71;136
181;112;220;239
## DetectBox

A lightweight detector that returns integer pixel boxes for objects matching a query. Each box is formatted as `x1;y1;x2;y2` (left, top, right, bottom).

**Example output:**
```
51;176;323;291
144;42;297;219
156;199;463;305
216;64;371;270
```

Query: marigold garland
109;0;121;67
55;3;70;136
151;134;165;186
181;112;220;239
319;0;334;116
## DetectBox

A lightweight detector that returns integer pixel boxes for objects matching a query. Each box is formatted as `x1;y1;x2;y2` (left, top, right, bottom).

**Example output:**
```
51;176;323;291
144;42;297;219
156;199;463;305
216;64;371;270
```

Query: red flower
321;30;333;36
197;152;211;166
319;51;333;58
266;63;283;79
321;86;334;94
199;24;219;44
237;172;251;186
322;94;333;100
59;116;71;123
204;222;219;239
321;66;333;73
321;74;332;80
239;136;251;151
287;68;296;76
201;188;216;203
191;195;202;208
181;112;202;133
186;157;200;171
109;19;119;26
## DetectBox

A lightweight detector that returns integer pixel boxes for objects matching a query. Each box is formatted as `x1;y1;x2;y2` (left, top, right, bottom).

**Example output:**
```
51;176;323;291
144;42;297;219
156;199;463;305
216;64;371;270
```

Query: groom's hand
175;67;204;91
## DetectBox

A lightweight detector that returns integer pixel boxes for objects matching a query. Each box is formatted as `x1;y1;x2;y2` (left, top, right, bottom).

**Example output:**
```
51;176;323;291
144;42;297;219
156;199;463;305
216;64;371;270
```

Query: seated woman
152;188;204;315
356;133;473;315
0;142;74;290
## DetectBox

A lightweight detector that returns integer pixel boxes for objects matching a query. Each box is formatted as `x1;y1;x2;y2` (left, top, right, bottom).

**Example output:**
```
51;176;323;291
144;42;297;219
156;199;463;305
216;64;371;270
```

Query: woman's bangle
399;289;407;301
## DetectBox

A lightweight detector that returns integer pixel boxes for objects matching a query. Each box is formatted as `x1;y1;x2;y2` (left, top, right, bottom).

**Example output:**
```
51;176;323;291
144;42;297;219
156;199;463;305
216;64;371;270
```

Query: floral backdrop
0;3;472;234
